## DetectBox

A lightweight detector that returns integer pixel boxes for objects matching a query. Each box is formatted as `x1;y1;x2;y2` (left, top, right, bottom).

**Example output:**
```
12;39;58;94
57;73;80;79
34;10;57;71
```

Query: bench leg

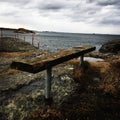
45;67;52;99
80;55;84;66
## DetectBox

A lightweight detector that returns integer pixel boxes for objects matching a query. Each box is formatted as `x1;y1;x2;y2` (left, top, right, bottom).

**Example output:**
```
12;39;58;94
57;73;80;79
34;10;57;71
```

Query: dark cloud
40;3;65;11
87;0;120;6
101;19;120;25
96;0;120;6
35;1;68;18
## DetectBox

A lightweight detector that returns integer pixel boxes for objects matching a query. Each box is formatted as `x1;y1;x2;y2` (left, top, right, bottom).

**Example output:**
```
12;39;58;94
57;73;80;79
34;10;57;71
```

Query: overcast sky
0;0;120;34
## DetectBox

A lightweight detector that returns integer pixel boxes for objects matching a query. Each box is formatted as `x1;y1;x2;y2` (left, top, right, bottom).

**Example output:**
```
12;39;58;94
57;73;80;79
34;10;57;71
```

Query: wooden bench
11;46;96;100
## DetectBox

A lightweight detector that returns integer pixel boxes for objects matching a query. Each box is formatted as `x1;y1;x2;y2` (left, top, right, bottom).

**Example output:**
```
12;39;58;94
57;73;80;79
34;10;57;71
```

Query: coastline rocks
0;37;38;52
99;39;120;53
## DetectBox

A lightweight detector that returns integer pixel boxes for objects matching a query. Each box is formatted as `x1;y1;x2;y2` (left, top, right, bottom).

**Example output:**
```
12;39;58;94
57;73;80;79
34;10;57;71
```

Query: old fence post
32;33;34;46
1;29;3;37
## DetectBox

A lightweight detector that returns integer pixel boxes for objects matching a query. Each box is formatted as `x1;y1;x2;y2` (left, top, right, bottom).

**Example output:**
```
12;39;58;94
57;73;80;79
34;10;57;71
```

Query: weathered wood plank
11;46;96;73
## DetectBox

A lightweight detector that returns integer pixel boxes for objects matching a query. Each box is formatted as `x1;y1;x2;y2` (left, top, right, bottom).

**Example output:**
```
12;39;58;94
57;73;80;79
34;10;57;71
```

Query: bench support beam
45;67;52;99
80;55;84;66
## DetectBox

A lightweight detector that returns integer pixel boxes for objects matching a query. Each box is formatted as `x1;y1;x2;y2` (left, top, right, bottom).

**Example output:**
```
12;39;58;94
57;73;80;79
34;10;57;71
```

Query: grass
27;58;120;120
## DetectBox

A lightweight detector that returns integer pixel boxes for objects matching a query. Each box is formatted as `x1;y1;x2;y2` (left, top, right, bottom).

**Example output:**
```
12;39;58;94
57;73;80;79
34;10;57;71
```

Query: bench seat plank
11;46;96;73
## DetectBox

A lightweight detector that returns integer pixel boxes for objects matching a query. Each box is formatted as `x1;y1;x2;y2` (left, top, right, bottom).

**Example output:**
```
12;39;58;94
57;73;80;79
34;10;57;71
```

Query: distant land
0;27;34;33
0;27;120;36
0;27;16;31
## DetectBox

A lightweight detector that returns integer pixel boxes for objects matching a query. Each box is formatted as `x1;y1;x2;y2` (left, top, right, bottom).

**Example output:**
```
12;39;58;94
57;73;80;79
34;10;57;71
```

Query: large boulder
0;37;38;52
99;39;120;53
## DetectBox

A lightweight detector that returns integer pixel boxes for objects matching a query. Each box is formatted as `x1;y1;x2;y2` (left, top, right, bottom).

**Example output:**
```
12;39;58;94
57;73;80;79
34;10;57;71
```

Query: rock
99;39;120;53
0;37;38;52
93;77;100;82
14;28;35;34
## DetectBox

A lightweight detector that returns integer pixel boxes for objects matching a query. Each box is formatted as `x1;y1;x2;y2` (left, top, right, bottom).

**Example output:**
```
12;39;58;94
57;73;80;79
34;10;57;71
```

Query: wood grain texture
11;46;96;73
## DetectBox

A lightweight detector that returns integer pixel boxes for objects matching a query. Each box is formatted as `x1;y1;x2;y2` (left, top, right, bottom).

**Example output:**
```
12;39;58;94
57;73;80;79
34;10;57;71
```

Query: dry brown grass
27;57;120;120
73;61;110;81
0;51;36;57
0;69;20;75
27;107;63;120
73;59;120;95
90;61;110;74
99;60;120;95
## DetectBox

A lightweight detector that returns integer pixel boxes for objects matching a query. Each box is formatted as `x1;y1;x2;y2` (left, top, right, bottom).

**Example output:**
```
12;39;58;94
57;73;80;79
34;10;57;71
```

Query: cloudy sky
0;0;120;34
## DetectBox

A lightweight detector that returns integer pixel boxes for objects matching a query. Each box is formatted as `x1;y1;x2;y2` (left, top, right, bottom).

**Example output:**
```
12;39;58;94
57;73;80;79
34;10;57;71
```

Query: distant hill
0;27;35;34
14;28;35;34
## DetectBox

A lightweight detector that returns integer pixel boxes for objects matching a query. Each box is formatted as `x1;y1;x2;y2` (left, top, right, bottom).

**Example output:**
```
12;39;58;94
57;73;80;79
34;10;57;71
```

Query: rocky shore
0;37;38;52
0;37;120;120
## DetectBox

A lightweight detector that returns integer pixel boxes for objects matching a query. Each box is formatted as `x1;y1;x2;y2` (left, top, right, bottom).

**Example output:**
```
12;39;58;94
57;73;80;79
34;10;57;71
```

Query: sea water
36;32;120;52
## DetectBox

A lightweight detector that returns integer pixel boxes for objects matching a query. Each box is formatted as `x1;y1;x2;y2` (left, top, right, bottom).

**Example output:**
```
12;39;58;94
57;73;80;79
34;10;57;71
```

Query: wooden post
15;33;16;39
45;67;52;99
24;36;25;42
1;29;3;37
32;33;34;46
38;42;40;49
17;33;19;39
80;55;84;66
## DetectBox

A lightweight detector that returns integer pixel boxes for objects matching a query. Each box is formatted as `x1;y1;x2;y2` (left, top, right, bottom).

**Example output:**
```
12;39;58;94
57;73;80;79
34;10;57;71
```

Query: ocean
36;32;120;52
2;30;120;52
